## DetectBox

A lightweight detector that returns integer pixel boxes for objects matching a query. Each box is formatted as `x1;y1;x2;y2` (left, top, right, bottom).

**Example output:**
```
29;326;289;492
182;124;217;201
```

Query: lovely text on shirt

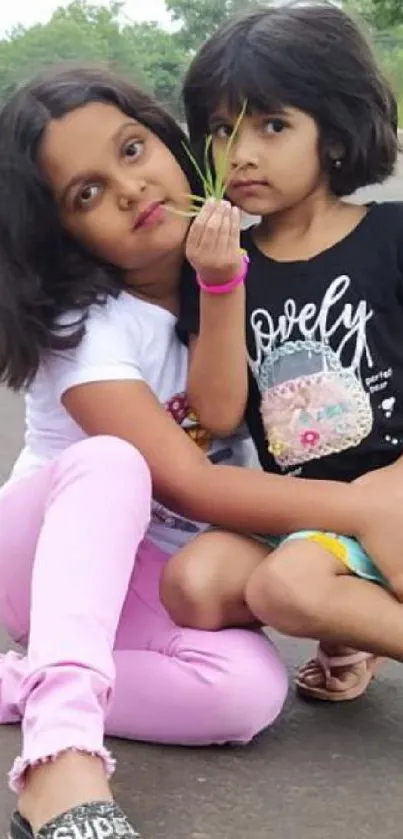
248;274;374;375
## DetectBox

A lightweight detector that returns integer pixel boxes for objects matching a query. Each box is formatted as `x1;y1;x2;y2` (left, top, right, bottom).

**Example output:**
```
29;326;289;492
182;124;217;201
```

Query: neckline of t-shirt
120;289;177;323
242;201;378;268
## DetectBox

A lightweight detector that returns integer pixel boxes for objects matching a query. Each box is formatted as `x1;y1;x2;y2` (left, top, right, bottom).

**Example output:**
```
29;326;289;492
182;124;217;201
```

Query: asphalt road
0;169;402;837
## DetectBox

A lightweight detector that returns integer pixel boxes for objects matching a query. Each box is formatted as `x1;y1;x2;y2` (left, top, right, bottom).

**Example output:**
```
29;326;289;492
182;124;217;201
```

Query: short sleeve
45;300;144;401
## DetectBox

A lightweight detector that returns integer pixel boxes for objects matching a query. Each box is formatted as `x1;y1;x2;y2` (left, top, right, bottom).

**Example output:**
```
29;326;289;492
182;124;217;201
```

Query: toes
297;660;326;688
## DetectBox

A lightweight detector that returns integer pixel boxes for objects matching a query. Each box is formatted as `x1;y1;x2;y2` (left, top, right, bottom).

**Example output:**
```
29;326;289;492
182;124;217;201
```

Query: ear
328;143;345;164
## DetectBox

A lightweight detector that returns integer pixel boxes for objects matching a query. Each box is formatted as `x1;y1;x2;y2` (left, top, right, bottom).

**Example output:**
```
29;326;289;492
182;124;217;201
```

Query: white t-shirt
11;291;253;554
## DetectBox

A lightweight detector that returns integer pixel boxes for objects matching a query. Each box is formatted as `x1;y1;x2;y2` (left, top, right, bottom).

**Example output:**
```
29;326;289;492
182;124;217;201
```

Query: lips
134;201;164;229
231;180;267;190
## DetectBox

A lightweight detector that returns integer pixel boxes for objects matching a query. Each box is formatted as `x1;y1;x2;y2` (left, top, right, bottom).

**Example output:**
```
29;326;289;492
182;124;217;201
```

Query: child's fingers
214;202;232;251
196;200;230;252
228;205;241;252
185;200;243;281
215;203;241;262
187;199;218;250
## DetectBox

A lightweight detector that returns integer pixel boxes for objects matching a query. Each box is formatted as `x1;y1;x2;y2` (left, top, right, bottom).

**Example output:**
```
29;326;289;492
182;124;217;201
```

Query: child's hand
186;199;243;287
353;457;403;600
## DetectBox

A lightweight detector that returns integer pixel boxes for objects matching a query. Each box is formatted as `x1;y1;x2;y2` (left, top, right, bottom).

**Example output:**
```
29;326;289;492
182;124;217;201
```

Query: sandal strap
10;802;142;839
317;647;372;677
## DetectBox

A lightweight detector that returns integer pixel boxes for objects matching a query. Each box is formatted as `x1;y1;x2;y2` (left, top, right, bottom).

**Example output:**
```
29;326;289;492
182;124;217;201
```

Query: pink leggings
0;436;288;792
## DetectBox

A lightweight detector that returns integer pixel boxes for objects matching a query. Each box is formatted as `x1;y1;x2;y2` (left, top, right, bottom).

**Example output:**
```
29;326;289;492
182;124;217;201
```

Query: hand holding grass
167;101;247;287
186;199;243;287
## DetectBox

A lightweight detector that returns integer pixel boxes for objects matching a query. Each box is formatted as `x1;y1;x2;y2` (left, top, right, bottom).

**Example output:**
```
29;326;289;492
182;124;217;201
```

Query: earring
334;159;342;169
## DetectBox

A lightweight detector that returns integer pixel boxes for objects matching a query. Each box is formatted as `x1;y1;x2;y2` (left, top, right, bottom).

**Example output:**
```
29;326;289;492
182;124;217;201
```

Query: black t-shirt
178;202;403;482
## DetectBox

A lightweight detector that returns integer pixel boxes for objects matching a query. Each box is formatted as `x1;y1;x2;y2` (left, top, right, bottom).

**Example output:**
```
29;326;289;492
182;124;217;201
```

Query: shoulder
370;200;403;216
69;292;160;348
42;293;152;394
366;201;403;235
85;291;145;330
56;292;141;333
364;202;403;271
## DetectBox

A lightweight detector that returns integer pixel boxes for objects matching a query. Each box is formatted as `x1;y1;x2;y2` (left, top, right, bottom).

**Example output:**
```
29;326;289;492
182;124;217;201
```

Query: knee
245;557;323;637
161;555;226;630
55;436;152;528
207;631;288;743
388;572;403;604
59;436;151;487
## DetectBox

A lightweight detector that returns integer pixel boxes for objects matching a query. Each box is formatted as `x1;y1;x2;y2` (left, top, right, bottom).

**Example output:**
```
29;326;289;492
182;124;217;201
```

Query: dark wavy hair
0;64;200;389
183;3;398;198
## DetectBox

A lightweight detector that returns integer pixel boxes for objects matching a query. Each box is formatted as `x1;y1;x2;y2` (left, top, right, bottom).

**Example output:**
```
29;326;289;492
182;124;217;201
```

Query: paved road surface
0;168;402;837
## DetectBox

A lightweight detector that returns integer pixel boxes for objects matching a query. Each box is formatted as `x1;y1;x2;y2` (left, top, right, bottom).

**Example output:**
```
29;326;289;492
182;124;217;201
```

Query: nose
115;173;146;210
230;128;259;171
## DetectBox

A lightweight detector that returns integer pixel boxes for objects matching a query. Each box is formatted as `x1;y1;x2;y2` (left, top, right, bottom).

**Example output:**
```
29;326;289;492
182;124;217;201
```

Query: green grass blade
215;149;228;200
180;101;247;203
219;100;248;198
203;135;216;197
182;193;206;204
165;205;199;219
182;141;211;198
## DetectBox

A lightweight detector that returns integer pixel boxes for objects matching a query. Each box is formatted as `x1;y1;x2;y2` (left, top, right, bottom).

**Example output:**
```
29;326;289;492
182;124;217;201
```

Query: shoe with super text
9;800;143;839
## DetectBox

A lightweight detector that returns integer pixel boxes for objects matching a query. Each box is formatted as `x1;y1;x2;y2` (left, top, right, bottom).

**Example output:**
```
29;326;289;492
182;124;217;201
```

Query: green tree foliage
0;0;402;120
0;1;184;113
345;0;403;114
166;0;268;50
346;0;403;29
122;21;187;107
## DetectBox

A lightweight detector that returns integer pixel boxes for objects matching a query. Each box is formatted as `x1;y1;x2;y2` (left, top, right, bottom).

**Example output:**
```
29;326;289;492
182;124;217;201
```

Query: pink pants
0;436;288;792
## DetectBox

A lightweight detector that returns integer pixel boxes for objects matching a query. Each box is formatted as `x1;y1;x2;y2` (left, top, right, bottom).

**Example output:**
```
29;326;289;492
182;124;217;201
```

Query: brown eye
264;119;286;135
77;183;101;207
123;139;144;159
212;125;232;140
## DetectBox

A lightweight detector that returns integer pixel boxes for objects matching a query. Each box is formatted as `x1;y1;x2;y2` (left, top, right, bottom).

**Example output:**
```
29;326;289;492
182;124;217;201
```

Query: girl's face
210;104;327;217
39;101;191;273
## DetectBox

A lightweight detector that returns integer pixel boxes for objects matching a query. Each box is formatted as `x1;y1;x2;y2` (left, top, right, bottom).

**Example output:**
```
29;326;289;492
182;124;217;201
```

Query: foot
295;645;382;701
17;752;113;833
9;801;142;839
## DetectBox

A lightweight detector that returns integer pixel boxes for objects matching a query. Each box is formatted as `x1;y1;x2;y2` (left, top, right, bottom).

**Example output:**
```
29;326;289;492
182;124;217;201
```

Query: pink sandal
295;646;383;702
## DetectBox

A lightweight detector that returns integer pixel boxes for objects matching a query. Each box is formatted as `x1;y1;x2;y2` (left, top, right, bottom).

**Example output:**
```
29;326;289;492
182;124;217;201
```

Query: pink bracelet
197;252;249;295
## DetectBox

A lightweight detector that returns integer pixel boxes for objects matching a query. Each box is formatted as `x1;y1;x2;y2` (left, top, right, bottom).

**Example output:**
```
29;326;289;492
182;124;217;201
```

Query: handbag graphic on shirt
257;340;373;468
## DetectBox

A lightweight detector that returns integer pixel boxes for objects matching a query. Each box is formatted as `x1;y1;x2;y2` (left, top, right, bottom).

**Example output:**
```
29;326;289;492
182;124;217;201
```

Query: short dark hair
183;3;398;197
0;64;200;389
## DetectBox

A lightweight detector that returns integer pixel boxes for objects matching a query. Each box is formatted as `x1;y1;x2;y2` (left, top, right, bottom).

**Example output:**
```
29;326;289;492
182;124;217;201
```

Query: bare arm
64;378;370;538
187;286;247;436
185;200;248;436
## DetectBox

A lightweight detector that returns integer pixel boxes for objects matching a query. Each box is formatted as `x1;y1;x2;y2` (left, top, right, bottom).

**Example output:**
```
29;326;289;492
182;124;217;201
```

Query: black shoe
9;801;143;839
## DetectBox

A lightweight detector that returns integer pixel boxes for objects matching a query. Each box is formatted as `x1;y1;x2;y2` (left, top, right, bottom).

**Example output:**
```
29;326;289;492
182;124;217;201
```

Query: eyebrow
60;119;140;203
209;105;288;123
208;113;231;125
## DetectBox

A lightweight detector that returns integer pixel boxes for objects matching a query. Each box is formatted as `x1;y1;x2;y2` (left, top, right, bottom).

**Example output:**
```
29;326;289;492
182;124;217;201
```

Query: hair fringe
183;3;398;198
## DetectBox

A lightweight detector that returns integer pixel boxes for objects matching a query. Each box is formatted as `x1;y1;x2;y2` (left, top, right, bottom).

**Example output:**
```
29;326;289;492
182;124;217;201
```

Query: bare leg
19;755;112;834
161;530;268;630
245;541;403;660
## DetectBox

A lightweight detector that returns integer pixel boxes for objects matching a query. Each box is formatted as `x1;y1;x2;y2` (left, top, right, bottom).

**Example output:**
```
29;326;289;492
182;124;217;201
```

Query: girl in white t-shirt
0;65;401;839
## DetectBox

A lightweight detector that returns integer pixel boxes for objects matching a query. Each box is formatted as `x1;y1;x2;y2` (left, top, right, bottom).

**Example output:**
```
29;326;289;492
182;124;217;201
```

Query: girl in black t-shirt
171;3;403;702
